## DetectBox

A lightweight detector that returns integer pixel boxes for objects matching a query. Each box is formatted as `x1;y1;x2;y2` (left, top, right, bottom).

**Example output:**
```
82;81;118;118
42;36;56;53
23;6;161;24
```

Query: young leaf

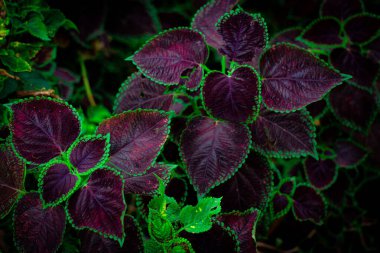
328;83;377;132
299;17;343;47
168;238;195;253
270;193;292;220
304;157;337;190
279;177;296;195
250;110;317;158
202;66;261;122
191;0;238;48
334;140;367;168
113;73;173;114
178;65;204;90
25;14;50;41
68;134;110;174
39;162;80;207
97;109;170;175
0;144;25;219
209;154;273;212
260;43;343;111
66;168;126;244
13;193;66;253
148;209;174;243
180;116;251;195
0;55;32;72
9;97;81;164
320;0;363;20
344;14;380;44
292;184;326;224
179;197;222;233
132;28;208;87
216;10;268;65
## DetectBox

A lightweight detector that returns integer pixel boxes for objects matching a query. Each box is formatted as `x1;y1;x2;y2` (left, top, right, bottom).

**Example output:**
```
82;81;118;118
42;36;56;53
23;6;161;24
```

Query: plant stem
200;64;212;73
221;55;226;74
79;54;96;107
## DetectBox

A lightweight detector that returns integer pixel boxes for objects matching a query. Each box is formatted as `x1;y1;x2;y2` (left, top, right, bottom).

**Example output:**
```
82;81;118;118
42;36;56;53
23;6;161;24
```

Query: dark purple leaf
270;27;306;48
166;177;188;204
334;140;367;168
217;209;259;253
323;171;349;207
180;117;250;195
300;18;343;47
250;110;317;158
178;65;204;90
0;144;25;219
209;154;272;212
9;97;81;164
328;83;377;132
182;222;239;253
217;10;267;64
124;163;172;195
97;110;170;175
365;35;380;63
132;28;208;86
202;66;261;122
113;73;173;114
80;215;143;253
191;0;238;48
67;169;126;243
271;193;292;219
14;193;66;253
344;14;380;44
54;68;78;100
304;157;337;190
69;135;110;174
279;177;296;195
320;0;363;20
292;184;326;224
260;44;343;111
39;163;79;206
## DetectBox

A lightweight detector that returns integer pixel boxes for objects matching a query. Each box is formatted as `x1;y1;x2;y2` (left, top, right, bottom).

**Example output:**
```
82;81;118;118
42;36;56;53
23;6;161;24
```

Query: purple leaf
328;83;377;132
270;27;306;48
132;28;208;86
299;18;343;47
9;97;81;164
320;0;363;20
279;177;296;195
191;0;238;48
270;193;292;219
209;154;273;212
39;162;79;207
202;66;261;122
217;209;260;253
113;73;173;114
217;10;268;64
365;36;380;63
180;117;251;195
13;193;66;253
250;110;317;158
323;171;349;207
304;157;337;190
329;47;379;90
54;68;79;100
178;65;204;90
69;135;110;174
67;168;126;244
0;144;25;219
124;163;172;195
97;110;170;175
292;184;326;224
344;14;380;44
260;44;343;111
334;140;367;168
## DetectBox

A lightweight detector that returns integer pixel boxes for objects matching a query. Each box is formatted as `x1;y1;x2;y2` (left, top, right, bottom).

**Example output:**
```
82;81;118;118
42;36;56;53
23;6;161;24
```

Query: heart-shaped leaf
209;154;273;212
270;193;292;220
334;140;367;168
13;193;66;253
132;28;208;88
113;73;173;114
0;144;25;219
97;109;170;176
328;83;377;132
299;17;343;47
260;43;343;111
66;168;126;244
180;116;251;195
250;110;317;158
217;209;260;253
216;10;268;64
344;14;380;44
202;66;261;122
68;134;110;174
9;97;81;164
124;163;172;195
191;0;238;48
292;184;326;224
304;157;338;190
38;162;80;207
320;0;363;20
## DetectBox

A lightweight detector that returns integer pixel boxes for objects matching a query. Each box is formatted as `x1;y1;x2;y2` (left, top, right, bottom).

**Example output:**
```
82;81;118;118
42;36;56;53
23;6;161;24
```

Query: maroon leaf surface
300;18;343;47
271;193;292;219
334;140;367;168
270;28;305;48
320;0;363;20
344;14;380;44
304;157;337;189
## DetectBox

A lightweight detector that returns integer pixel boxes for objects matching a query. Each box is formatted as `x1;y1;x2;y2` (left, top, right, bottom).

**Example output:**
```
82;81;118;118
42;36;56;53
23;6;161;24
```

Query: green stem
79;55;96;107
200;64;212;73
221;56;226;74
144;0;162;32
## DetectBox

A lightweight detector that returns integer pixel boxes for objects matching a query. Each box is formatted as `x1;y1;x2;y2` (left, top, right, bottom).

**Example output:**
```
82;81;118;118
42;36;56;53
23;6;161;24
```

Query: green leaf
87;105;111;124
148;209;174;243
144;239;165;253
179;197;222;233
42;9;74;37
168;238;195;253
10;42;42;60
25;15;50;41
1;55;31;72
